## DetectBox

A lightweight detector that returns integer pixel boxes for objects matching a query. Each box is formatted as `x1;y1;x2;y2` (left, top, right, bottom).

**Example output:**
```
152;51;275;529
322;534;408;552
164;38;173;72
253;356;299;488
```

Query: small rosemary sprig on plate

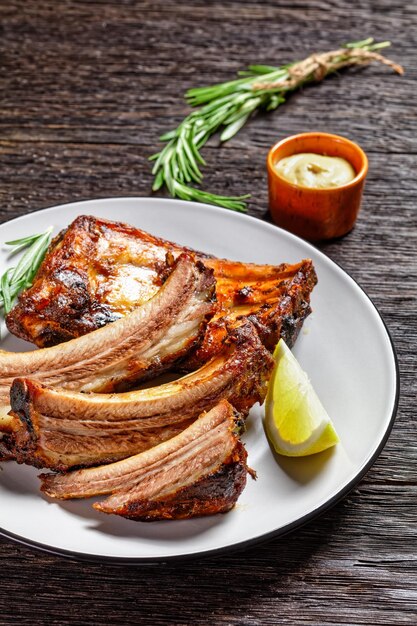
150;38;403;212
0;227;53;317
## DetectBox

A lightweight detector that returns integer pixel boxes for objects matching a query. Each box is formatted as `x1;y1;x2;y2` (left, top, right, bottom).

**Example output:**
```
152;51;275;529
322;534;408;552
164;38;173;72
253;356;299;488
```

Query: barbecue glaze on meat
40;400;252;521
6;216;317;358
9;323;274;471
0;254;215;435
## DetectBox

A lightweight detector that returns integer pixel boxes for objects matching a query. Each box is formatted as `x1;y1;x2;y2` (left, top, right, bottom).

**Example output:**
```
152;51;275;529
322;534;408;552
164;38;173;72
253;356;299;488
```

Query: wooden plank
0;1;416;624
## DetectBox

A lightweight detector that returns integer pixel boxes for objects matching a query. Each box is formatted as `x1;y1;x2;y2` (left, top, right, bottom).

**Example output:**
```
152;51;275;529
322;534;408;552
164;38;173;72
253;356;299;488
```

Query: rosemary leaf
159;129;177;141
220;113;251;142
1;269;13;314
5;233;44;246
188;124;207;166
152;167;165;191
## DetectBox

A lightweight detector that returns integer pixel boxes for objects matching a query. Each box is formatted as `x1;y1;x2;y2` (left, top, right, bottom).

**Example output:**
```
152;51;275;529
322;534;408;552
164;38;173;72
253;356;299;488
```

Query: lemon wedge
264;339;339;456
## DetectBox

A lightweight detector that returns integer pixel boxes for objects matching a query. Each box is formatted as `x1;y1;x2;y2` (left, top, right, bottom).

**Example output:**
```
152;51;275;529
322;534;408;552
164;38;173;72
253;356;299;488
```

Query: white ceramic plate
0;198;398;562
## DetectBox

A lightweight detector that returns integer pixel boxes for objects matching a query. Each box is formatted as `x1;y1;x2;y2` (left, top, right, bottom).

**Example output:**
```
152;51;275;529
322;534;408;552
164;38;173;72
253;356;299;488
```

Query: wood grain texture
0;1;416;624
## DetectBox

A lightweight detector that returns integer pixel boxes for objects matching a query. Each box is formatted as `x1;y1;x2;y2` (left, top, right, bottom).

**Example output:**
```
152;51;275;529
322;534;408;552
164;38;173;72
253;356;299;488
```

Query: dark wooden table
0;1;416;624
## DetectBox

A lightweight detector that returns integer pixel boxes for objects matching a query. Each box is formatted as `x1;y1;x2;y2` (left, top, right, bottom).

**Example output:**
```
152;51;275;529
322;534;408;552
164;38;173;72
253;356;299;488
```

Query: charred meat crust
8;322;274;471
6;215;317;352
99;450;249;521
39;400;252;521
184;258;317;370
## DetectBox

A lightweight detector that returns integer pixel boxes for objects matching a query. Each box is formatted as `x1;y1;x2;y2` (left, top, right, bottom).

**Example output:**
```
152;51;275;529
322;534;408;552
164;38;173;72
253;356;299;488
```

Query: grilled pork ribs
2;213;318;520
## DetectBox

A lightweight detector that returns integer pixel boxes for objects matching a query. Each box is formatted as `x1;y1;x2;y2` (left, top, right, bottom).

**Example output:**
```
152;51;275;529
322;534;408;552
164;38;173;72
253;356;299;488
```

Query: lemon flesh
264;339;339;457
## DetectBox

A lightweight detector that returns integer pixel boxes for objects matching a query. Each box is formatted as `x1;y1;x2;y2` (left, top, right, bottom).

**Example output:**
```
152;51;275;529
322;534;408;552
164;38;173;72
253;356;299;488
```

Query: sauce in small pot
274;152;355;189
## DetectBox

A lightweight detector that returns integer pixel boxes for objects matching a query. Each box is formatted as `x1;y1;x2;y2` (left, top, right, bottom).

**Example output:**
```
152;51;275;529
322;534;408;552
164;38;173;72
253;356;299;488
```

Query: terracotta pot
267;132;368;241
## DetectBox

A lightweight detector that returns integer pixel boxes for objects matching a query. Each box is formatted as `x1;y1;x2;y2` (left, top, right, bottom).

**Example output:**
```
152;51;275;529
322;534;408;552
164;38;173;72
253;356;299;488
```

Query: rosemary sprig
150;38;403;212
0;227;53;317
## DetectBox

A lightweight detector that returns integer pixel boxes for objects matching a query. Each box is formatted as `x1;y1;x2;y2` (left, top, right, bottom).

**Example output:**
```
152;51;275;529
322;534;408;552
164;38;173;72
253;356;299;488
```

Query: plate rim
0;196;400;564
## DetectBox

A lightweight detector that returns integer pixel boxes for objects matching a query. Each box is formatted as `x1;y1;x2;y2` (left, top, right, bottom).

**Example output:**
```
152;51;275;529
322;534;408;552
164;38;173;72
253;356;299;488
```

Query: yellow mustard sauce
274;153;356;189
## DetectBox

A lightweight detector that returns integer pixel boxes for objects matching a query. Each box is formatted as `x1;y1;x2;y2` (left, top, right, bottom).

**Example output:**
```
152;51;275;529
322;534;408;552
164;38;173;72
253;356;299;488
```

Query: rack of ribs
8;322;274;471
1;213;318;522
40;400;253;521
5;215;317;362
